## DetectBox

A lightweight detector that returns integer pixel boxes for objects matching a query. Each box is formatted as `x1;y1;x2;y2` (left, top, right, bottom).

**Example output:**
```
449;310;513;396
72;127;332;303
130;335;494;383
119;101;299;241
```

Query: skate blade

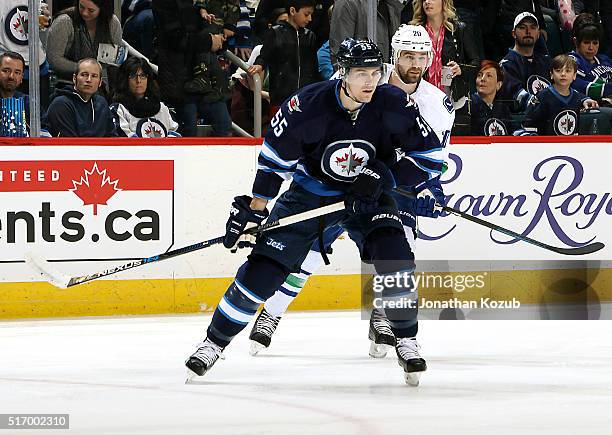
403;372;422;387
185;367;202;384
368;341;392;359
249;341;266;356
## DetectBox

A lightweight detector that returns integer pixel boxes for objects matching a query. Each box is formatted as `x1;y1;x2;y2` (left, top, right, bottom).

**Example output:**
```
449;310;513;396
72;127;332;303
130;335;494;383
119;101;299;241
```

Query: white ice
1;312;611;435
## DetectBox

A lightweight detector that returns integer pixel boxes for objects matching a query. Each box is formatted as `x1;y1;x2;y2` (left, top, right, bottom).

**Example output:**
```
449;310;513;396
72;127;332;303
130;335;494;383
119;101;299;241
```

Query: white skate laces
254;310;280;338
395;337;422;361
192;339;225;365
371;314;394;337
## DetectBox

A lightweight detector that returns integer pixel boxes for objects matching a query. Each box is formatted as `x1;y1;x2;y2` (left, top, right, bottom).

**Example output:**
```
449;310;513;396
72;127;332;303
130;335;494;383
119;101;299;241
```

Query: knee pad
365;228;415;275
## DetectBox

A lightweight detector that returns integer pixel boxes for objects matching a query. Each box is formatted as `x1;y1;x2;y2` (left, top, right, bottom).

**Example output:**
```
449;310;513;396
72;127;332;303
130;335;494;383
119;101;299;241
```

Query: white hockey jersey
380;64;455;147
0;1;46;67
110;102;180;138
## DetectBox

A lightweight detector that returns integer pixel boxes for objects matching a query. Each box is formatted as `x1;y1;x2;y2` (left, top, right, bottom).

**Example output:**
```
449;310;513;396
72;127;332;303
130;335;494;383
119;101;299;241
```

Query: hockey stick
26;201;346;289
392;187;604;256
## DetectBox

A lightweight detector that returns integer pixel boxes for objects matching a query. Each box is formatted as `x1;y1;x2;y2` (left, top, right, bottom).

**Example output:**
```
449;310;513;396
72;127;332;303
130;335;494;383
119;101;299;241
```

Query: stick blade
552;242;605;256
24;252;71;289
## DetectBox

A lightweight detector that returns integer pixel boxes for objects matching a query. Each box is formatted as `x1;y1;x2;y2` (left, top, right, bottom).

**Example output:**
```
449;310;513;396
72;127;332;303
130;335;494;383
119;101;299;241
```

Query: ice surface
1;312;611;434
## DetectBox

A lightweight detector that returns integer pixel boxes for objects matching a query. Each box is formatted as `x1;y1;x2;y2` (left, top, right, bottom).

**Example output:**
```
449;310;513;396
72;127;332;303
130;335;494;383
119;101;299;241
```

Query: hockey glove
414;177;445;218
223;195;269;252
345;159;395;214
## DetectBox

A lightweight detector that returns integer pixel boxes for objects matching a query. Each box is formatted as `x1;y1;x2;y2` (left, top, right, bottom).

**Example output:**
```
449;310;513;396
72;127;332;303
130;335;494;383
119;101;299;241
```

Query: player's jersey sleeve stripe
260;141;299;169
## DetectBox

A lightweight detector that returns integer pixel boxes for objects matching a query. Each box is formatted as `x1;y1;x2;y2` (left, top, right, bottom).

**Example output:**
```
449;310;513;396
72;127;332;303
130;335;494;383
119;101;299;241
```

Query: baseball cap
513;12;539;29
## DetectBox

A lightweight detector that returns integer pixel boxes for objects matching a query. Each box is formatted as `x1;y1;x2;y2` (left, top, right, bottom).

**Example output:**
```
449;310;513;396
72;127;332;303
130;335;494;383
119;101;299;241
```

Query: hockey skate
185;338;224;383
368;309;396;358
248;308;281;356
396;337;427;386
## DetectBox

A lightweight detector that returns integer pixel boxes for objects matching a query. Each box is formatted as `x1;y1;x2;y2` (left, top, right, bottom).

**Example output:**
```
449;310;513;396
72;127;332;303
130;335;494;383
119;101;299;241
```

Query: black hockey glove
414;177;445;218
345;159;395;214
223;195;269;252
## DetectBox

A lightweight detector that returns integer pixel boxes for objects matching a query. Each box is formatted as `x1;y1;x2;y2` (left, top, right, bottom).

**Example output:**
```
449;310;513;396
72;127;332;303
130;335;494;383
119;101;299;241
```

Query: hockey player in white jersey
248;25;455;384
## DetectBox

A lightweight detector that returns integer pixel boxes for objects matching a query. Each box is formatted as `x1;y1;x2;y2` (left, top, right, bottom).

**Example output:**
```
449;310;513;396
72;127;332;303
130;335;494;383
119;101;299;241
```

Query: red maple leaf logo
70;163;121;215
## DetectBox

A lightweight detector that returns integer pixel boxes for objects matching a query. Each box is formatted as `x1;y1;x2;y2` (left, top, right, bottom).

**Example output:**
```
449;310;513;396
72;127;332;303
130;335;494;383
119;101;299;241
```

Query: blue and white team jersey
253;80;443;200
378;63;455;148
569;51;612;99
517;86;588;136
499;49;552;110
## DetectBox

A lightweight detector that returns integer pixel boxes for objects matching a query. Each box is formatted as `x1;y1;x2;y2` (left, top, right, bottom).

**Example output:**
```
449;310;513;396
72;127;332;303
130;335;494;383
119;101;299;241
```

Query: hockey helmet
391;25;433;68
337;38;384;70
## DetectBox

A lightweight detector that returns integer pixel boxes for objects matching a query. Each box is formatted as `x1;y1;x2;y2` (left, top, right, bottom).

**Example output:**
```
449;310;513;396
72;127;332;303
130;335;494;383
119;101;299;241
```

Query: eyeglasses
129;73;148;80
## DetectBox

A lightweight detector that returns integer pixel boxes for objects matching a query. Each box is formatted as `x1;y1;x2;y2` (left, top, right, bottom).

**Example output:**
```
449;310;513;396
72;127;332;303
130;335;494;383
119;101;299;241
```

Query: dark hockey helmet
337;38;384;70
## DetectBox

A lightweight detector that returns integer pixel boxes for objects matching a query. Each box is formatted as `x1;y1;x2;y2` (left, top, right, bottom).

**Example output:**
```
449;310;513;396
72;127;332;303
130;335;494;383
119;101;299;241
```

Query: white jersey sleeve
410;79;455;148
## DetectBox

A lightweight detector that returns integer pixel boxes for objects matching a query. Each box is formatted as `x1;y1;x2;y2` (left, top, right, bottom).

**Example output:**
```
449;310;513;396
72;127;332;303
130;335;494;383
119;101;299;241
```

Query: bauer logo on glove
223;195;269;252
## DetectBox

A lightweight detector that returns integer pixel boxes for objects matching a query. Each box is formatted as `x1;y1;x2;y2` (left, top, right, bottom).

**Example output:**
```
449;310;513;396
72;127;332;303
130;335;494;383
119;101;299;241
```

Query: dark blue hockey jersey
519;86;588;136
569;51;612;99
253;80;443;200
470;92;513;136
499;49;552;111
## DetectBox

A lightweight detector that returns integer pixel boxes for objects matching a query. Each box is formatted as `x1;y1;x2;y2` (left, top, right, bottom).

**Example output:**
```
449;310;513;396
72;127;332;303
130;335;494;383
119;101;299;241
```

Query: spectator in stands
230;8;288;133
248;0;320;115
517;54;598;135
42;58;116;137
499;12;552;112
153;0;227;136
330;0;405;64
409;0;480;104
232;0;257;61
253;0;285;45
0;1;52;112
185;0;239;96
569;18;612;101
110;57;180;137
486;0;548;60
317;5;335;80
46;0;123;96
121;0;154;59
470;60;513;135
0;52;29;137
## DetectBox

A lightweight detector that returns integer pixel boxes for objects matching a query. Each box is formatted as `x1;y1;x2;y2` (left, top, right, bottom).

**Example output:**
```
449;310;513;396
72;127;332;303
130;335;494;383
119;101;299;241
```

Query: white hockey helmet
391;24;433;69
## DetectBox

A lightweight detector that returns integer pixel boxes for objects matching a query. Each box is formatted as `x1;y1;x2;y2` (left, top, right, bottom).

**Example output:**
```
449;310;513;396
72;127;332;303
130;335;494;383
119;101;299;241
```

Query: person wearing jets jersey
248;24;454;384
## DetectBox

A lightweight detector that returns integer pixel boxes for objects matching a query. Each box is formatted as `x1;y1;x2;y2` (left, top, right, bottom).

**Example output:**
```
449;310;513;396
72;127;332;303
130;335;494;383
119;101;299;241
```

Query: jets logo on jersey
553;110;578;135
443;96;454;113
527;75;551;95
287;95;302;114
321;140;375;182
5;7;29;45
136;119;167;138
484;118;508;136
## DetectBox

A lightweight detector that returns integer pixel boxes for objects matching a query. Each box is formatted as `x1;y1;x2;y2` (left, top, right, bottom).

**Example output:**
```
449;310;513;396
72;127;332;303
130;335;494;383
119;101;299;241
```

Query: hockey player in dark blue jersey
185;38;443;385
499;12;552;111
569;22;612;101
516;55;598;136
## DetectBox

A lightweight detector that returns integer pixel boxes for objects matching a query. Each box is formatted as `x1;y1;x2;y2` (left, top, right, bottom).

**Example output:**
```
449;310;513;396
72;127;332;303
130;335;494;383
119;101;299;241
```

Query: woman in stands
409;0;479;102
46;0;122;94
110;57;180;137
569;16;612;103
470;60;513;136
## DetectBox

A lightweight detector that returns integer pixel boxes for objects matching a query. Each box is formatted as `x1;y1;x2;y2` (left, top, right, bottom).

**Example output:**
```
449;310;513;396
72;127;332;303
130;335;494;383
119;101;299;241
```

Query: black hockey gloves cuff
223;195;269;251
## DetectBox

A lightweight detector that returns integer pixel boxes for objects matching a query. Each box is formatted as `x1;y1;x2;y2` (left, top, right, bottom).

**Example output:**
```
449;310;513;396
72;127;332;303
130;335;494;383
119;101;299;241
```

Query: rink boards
0;136;610;319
